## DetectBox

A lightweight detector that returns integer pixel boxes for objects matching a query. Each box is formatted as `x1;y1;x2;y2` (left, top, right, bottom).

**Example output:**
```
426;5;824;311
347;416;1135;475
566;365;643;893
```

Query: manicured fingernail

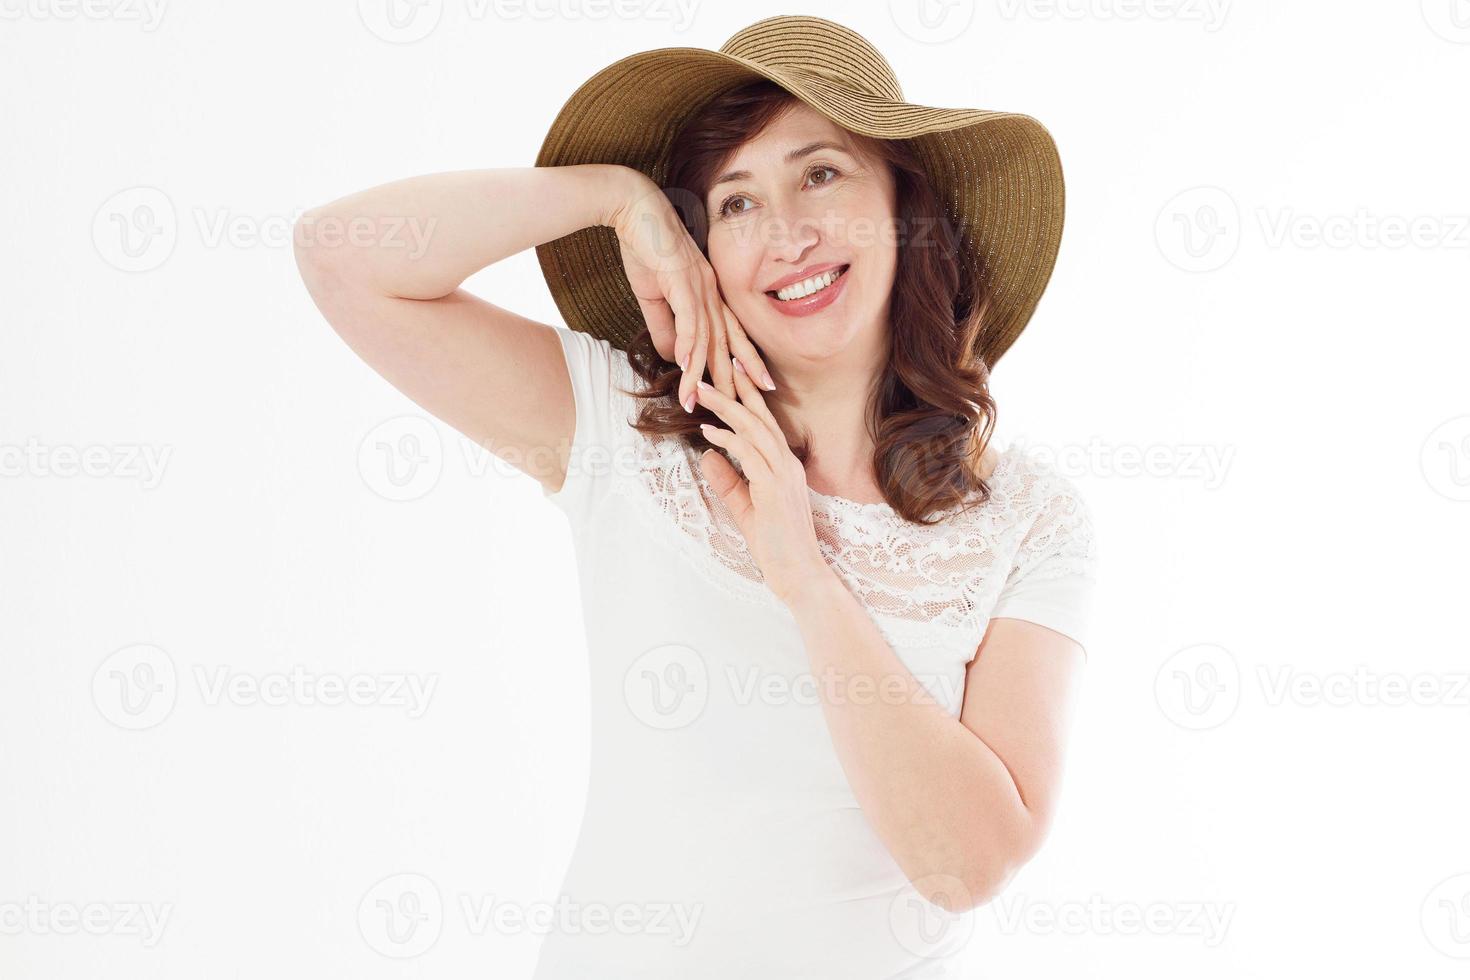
683;393;695;413
762;371;776;391
678;352;689;371
733;358;746;376
699;423;714;435
697;380;713;392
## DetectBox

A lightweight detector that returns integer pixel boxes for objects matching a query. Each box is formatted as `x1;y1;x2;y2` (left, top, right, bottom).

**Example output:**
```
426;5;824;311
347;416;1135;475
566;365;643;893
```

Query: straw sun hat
533;14;1064;369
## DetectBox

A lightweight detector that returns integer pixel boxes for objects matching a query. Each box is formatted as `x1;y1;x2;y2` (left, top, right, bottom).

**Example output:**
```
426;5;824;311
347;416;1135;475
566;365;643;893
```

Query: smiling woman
629;79;999;522
295;13;1097;980
520;16;1096;978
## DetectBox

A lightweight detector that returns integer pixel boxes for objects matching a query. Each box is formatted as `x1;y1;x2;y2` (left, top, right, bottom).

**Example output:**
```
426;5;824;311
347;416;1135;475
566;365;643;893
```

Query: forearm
295;164;639;300
784;568;1038;909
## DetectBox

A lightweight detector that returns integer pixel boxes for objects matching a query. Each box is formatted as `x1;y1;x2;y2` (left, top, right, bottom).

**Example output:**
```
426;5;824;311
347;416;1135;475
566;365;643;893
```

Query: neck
764;342;887;499
759;339;999;498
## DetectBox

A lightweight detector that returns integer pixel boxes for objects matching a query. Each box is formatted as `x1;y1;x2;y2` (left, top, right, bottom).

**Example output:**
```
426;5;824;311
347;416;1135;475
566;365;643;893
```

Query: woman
295;15;1098;978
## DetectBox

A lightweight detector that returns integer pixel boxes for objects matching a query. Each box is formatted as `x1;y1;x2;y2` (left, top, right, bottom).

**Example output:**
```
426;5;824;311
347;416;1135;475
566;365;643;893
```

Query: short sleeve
541;326;643;520
989;475;1099;652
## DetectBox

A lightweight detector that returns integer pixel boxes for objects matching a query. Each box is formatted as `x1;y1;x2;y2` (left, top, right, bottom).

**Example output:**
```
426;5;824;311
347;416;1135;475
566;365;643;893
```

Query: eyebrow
710;140;853;189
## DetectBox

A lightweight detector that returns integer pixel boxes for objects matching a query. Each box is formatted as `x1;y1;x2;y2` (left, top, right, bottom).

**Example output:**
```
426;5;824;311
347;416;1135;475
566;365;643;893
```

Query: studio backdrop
2;2;1468;978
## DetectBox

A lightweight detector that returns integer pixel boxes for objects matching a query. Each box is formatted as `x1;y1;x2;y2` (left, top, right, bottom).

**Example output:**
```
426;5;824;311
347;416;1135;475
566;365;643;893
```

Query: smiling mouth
765;264;850;302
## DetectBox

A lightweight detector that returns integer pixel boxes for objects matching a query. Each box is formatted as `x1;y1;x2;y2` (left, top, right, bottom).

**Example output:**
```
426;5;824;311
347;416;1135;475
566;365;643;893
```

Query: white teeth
774;266;845;301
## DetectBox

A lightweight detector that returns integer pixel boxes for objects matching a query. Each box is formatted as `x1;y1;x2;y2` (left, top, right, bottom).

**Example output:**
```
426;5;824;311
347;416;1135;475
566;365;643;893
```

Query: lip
764;263;849;318
763;262;848;294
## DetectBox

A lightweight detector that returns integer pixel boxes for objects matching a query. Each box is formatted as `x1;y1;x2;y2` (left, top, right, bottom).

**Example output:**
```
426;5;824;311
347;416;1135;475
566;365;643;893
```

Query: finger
729;355;783;438
696;445;753;522
634;294;677;363
721;305;776;392
695;379;784;468
698;422;772;491
670;285;693;374
706;292;735;399
725;365;809;500
635;293;674;340
674;284;705;413
728;357;800;486
686;319;709;411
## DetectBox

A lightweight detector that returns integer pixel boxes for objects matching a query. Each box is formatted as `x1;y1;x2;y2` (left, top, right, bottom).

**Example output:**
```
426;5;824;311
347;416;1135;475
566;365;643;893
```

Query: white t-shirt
531;326;1099;979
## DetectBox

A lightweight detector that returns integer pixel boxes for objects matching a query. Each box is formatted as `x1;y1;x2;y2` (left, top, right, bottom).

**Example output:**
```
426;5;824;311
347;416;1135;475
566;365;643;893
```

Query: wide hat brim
534;15;1064;370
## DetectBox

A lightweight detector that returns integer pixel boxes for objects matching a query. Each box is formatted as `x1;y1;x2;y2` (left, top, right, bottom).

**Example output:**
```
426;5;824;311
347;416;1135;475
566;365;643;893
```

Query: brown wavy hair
619;77;999;525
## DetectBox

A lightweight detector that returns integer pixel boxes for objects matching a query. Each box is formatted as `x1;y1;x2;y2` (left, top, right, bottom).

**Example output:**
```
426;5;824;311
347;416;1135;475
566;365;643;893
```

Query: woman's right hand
608;171;775;413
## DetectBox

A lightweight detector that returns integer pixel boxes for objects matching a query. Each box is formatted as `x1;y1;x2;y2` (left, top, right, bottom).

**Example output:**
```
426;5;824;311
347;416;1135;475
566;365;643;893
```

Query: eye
716;193;753;218
715;164;843;218
806;164;840;187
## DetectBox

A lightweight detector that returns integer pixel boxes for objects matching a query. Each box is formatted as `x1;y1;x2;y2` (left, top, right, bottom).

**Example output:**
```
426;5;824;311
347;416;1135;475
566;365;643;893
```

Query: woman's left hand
695;358;831;607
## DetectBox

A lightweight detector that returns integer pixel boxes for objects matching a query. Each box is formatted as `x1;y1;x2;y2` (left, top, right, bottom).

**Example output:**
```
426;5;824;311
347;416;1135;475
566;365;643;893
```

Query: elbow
910;819;1049;914
292;207;362;316
292;207;332;283
909;857;1021;914
963;855;1025;911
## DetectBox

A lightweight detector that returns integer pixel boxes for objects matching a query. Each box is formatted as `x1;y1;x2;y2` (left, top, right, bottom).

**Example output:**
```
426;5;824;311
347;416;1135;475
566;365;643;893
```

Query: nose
761;199;823;266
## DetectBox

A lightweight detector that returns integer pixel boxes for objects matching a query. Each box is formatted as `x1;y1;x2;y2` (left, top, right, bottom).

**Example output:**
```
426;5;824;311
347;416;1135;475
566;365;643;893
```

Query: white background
3;1;1469;977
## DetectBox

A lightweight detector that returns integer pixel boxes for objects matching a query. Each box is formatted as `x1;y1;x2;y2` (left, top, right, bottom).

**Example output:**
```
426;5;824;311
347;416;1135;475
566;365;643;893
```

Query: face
703;101;898;370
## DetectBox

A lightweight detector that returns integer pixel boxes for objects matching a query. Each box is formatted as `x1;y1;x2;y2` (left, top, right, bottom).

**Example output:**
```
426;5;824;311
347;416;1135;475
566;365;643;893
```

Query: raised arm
291;164;639;492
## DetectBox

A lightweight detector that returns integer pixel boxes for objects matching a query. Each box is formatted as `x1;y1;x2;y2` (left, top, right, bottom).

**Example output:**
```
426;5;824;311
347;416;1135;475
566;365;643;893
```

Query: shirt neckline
805;443;1020;519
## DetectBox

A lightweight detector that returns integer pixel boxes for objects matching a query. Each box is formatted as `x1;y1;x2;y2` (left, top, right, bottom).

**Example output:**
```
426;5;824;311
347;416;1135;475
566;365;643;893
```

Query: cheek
706;243;769;337
877;244;899;289
709;246;767;312
833;198;896;273
707;236;747;288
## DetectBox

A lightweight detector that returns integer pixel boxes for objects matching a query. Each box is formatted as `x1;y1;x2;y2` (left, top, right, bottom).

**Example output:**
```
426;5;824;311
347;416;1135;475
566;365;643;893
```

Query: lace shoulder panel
606;428;1096;645
993;448;1099;589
